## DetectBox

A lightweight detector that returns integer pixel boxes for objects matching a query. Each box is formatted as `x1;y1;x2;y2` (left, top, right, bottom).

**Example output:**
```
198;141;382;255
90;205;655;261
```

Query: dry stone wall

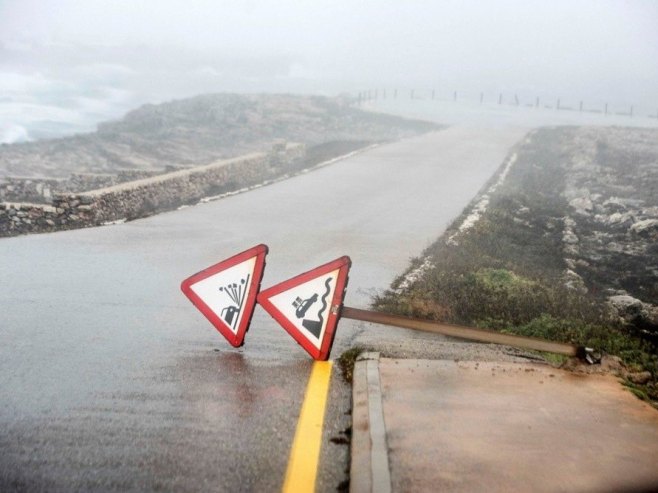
0;142;304;237
0;176;65;203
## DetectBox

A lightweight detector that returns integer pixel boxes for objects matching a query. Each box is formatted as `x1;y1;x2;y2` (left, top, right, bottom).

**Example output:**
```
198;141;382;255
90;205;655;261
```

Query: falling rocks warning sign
181;244;268;347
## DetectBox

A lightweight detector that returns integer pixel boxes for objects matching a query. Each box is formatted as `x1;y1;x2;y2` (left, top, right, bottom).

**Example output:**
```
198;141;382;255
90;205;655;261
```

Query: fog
2;0;657;142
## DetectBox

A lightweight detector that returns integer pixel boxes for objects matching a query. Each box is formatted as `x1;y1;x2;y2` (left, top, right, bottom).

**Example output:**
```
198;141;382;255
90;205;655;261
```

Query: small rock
563;232;579;244
646;306;658;327
630;219;658;237
565;269;587;292
627;371;652;385
569;197;593;215
603;197;627;212
594;212;635;226
608;212;634;225
600;355;625;373
605;242;624;253
608;295;643;312
564;244;579;256
45;219;55;227
513;217;532;227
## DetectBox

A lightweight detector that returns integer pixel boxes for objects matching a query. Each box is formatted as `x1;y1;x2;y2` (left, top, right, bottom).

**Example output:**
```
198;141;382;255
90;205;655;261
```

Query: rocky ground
560;127;658;331
0;94;436;184
375;126;658;405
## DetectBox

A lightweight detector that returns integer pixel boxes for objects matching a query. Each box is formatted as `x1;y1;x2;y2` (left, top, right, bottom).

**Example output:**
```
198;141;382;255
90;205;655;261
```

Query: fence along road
0;126;527;492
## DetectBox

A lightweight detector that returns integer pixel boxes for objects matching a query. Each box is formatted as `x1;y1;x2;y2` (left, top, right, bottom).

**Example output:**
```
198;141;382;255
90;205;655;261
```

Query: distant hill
0;93;437;180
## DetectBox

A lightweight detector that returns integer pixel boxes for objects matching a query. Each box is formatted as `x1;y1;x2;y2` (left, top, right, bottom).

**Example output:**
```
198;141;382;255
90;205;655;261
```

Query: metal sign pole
341;306;585;358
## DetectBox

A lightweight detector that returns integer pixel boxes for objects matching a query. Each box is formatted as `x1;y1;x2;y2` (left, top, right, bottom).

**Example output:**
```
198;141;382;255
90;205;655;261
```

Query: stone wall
0;170;169;204
65;173;118;192
0;142;305;237
0;176;65;203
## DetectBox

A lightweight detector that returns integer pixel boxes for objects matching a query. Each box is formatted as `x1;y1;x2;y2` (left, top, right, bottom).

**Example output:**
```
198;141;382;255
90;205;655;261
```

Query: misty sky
1;0;657;142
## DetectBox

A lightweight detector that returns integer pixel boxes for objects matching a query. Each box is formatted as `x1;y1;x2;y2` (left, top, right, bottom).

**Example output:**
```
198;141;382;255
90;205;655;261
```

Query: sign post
340;307;584;358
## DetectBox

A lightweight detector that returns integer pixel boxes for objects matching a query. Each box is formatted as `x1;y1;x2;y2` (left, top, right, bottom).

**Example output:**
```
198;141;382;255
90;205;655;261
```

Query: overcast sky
1;0;657;142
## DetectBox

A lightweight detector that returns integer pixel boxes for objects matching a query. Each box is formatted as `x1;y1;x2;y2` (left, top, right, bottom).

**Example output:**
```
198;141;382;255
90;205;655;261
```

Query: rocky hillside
0;94;437;180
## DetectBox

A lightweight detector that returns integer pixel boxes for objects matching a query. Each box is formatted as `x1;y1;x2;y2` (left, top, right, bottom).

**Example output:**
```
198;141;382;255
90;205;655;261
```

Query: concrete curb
350;352;391;493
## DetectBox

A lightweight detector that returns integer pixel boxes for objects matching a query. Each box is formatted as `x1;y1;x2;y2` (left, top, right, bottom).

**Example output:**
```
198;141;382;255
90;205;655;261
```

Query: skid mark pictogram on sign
258;256;351;360
181;244;268;347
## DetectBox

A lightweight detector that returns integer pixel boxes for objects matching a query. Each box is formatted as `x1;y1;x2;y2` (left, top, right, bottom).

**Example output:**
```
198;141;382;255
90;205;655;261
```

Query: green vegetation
374;127;657;405
337;346;367;384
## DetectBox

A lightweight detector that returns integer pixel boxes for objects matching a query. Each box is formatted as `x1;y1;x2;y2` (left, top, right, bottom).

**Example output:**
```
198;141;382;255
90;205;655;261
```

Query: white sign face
189;257;257;334
267;268;339;349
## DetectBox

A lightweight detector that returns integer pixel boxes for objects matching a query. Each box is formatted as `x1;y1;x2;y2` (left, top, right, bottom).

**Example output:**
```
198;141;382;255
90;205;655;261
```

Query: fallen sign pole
183;250;591;361
255;256;589;360
340;306;587;358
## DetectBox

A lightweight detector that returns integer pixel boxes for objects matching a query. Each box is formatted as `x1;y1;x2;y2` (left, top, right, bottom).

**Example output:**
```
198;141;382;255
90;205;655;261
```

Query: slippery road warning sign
258;256;351;360
181;244;268;347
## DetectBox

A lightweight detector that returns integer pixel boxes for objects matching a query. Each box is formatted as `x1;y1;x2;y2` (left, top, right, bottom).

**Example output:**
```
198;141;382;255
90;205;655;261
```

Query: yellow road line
282;361;333;493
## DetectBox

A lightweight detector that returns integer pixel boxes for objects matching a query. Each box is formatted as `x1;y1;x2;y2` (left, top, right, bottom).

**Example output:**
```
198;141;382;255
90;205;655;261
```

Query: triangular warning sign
257;256;351;360
181;244;268;347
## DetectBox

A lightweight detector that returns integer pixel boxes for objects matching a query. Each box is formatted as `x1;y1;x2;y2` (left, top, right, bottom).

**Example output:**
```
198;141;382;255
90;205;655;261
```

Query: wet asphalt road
0;127;527;492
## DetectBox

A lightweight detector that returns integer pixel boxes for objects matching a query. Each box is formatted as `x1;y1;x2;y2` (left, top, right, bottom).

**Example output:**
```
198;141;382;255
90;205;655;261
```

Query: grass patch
336;346;367;384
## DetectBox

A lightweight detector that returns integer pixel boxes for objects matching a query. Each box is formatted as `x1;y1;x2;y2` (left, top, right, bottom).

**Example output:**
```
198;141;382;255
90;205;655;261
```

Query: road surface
0;126;527;492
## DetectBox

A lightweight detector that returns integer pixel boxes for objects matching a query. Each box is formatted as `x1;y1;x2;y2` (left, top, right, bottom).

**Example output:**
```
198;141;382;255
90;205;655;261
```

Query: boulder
607;294;658;328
